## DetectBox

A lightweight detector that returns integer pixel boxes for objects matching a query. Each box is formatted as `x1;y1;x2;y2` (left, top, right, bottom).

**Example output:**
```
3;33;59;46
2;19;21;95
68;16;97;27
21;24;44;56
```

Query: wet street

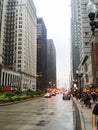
0;94;75;130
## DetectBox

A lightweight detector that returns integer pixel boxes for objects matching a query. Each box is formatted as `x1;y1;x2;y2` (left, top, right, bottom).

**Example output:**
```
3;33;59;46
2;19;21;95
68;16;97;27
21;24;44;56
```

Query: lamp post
76;70;79;88
87;0;98;35
48;81;52;91
87;0;98;91
76;70;83;98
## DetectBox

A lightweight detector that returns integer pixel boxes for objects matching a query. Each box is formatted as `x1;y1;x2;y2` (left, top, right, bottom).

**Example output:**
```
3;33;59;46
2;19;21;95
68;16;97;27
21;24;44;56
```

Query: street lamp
76;70;79;88
76;70;83;98
48;81;52;89
87;0;98;35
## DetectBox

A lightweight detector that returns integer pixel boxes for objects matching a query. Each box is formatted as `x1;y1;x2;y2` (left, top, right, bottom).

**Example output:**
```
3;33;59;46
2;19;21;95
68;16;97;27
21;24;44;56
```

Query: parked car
44;93;51;98
62;92;71;100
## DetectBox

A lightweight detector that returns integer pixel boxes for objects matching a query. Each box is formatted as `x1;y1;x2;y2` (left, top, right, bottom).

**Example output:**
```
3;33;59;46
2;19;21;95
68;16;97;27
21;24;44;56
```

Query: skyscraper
1;0;37;91
71;0;80;80
71;0;93;90
47;39;56;88
71;1;91;72
37;18;47;91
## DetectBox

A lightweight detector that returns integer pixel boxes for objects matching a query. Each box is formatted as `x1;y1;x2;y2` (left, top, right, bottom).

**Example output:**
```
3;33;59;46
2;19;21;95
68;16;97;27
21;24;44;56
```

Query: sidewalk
73;97;96;130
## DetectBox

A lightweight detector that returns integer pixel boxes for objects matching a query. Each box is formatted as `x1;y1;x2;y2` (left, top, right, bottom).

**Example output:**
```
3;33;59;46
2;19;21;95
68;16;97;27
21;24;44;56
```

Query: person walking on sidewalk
85;92;92;108
91;91;97;103
92;103;98;130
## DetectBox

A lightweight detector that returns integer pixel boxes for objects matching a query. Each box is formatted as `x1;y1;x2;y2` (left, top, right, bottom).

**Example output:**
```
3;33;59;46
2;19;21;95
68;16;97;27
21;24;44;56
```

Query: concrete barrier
72;97;86;130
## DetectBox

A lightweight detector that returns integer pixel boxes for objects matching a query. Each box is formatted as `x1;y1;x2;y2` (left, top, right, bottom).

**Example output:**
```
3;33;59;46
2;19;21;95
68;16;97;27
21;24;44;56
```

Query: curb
77;102;86;130
72;97;86;130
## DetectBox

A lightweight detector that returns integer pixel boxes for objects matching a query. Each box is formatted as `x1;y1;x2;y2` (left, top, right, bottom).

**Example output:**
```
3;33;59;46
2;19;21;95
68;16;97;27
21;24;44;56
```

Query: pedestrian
91;91;97;103
85;92;91;108
92;103;98;130
93;92;97;103
82;92;87;105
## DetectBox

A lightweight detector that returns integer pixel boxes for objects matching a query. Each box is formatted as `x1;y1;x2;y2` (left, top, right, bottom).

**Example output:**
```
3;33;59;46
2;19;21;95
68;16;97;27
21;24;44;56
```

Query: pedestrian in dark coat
92;103;98;130
92;92;97;103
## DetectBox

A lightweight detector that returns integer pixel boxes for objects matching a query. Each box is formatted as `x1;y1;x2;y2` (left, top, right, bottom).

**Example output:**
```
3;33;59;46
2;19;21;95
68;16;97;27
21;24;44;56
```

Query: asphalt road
0;94;75;130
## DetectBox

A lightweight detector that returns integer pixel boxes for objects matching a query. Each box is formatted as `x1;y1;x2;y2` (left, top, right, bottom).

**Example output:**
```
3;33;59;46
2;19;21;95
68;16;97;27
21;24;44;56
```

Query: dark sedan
62;93;71;100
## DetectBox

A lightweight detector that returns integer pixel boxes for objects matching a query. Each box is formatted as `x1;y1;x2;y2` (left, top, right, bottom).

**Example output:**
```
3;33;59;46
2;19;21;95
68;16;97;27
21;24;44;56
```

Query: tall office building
1;0;37;91
78;0;91;65
47;39;56;88
71;0;98;91
37;18;47;91
76;0;92;89
71;0;91;84
71;0;80;80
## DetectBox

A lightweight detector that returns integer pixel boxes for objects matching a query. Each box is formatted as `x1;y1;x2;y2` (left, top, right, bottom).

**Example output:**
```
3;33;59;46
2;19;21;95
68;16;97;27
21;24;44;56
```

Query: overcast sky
33;0;71;88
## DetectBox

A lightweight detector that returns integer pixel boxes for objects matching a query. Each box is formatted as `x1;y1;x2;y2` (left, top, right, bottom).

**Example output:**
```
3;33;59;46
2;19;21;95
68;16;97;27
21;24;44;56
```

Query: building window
18;34;22;36
18;47;22;49
18;42;22;45
18;38;22;41
19;17;22;20
18;51;22;54
18;60;21;63
18;65;21;67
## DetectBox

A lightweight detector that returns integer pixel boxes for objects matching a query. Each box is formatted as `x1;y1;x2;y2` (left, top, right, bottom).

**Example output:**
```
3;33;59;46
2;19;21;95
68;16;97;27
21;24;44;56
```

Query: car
44;93;51;98
62;92;71;100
